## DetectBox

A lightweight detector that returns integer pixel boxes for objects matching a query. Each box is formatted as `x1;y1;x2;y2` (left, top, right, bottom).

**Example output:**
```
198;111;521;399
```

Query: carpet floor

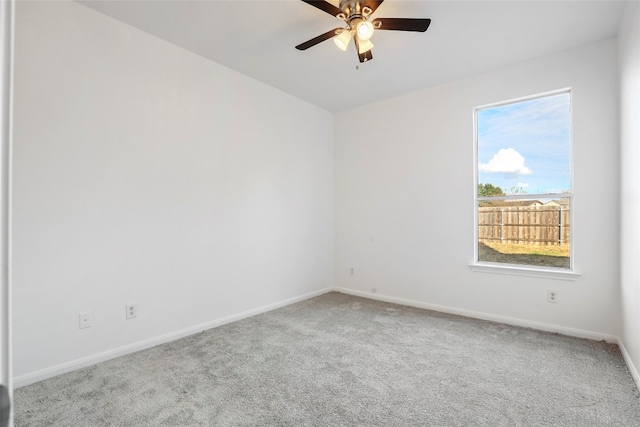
14;292;640;426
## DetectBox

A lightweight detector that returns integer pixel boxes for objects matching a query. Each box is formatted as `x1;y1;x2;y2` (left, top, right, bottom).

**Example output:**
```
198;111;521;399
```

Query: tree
507;186;528;195
478;183;504;197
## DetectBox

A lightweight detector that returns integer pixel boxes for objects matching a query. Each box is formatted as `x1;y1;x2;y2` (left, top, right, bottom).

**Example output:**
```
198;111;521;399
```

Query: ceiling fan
295;0;431;63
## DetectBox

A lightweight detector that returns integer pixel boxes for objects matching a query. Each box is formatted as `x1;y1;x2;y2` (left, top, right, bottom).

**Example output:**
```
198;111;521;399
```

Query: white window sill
469;262;580;281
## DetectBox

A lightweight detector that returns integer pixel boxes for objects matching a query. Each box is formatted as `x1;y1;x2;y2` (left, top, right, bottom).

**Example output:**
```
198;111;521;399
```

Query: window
474;90;573;273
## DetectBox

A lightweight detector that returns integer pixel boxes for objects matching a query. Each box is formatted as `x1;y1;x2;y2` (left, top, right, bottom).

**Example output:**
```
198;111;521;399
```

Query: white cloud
518;183;529;188
479;148;532;175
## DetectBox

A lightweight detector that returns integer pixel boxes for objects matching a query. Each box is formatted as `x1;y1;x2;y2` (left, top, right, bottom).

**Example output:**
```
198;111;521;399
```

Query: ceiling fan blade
359;49;373;63
301;0;343;18
372;18;431;32
354;37;373;63
295;28;342;50
362;0;384;14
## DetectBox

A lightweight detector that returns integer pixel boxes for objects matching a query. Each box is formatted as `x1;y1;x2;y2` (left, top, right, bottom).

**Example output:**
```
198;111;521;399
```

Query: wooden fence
478;205;570;245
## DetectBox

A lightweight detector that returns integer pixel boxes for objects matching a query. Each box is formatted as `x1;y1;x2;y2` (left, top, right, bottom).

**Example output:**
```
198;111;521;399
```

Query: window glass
476;91;572;269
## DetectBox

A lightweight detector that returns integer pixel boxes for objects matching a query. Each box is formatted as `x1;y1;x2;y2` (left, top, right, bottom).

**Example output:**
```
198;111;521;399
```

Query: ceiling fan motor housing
338;0;372;25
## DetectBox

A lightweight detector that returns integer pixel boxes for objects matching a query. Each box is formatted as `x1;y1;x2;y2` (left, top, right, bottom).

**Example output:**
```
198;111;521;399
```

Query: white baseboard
618;338;640;390
14;287;333;388
333;287;619;343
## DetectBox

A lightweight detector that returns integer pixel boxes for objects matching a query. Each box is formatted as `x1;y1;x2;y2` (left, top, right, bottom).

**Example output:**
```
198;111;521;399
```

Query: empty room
1;0;639;425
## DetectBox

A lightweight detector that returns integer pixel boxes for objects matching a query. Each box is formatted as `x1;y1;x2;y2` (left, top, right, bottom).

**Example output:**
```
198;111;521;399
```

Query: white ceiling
77;0;625;112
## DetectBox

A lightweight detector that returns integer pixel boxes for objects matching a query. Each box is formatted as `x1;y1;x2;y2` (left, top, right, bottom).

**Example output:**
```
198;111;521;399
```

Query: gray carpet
14;292;640;426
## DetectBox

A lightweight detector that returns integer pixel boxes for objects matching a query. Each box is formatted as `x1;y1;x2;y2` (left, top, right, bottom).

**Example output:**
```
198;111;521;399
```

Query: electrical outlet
350;267;355;276
126;304;137;319
547;290;558;304
79;312;92;329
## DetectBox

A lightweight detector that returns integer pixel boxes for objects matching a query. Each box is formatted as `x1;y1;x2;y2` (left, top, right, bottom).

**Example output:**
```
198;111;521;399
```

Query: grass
478;241;570;268
482;241;570;257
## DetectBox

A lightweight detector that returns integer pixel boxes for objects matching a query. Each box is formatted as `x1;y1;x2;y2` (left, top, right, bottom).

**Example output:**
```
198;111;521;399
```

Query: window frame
470;88;579;280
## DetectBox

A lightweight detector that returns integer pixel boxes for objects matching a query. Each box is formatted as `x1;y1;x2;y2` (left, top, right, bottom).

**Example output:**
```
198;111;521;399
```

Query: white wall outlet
126;303;137;319
350;267;355;276
79;312;92;329
547;290;559;303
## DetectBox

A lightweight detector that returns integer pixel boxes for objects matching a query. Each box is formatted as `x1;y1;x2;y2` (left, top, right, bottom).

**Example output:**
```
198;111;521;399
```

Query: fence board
478;206;570;245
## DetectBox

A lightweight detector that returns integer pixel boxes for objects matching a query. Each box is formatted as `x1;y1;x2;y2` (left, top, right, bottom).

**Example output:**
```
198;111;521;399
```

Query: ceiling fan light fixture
356;21;374;40
333;28;352;51
296;0;432;63
357;37;374;54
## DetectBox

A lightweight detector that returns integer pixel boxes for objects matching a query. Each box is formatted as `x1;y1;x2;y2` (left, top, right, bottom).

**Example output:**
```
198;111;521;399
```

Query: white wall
619;0;640;383
335;39;620;338
1;0;14;397
12;1;333;384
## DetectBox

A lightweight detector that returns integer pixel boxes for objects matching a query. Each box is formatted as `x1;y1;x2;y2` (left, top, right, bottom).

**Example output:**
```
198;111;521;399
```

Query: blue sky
477;92;571;196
